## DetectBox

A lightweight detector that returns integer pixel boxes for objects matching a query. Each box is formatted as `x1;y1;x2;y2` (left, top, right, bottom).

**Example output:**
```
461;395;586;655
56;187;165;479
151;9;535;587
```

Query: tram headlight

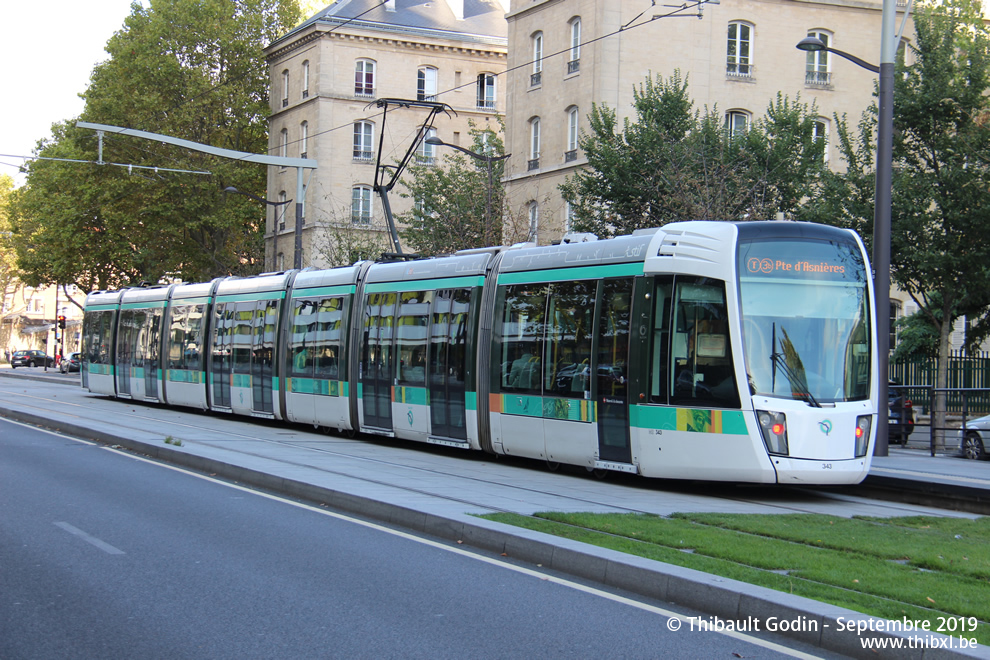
855;415;872;457
757;410;788;456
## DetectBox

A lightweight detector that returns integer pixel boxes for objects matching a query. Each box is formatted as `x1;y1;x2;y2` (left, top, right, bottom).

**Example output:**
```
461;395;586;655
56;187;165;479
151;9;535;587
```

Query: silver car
956;415;989;460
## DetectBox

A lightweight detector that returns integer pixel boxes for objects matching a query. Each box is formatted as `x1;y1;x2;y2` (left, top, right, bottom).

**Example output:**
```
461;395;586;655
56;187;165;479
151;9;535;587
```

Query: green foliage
483;511;990;643
9;0;301;290
559;71;826;238
397;121;507;255
802;0;990;370
892;311;940;360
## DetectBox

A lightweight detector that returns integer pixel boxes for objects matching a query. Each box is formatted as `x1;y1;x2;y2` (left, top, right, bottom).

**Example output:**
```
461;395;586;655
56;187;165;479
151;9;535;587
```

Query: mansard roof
280;0;507;48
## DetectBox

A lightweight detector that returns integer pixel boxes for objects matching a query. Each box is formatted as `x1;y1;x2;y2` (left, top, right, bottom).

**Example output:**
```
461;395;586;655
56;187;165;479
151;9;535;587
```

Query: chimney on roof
385;0;396;11
445;0;464;20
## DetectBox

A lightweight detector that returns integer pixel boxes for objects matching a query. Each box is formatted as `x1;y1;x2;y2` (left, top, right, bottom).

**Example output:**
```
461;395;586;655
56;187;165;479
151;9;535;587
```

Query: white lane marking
54;522;126;555
106;447;821;659
0;416;96;445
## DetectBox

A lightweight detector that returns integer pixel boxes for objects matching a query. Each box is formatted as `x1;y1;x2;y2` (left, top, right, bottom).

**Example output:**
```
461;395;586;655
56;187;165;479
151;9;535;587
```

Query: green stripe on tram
497;394;597;422
393;386;429;406
287;378;347;397
119;300;169;310
167;369;206;384
629;405;749;435
365;275;485;293
498;262;644;285
291;285;356;298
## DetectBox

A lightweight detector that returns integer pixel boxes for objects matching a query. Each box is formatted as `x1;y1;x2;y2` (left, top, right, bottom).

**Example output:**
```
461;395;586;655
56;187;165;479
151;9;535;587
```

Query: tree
559;72;826;238
397;122;508;255
800;0;990;443
0;174;21;349
9;0;301;291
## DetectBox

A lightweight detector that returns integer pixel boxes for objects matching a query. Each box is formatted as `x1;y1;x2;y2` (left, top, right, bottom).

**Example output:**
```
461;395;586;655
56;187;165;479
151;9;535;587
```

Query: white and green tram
82;220;878;484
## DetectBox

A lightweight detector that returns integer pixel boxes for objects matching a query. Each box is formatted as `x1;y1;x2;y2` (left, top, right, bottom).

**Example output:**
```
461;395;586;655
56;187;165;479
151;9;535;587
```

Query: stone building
502;0;911;243
264;0;509;268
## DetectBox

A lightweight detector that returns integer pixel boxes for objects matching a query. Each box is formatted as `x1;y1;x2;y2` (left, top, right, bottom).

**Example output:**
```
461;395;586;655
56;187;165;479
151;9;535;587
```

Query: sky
0;0;139;187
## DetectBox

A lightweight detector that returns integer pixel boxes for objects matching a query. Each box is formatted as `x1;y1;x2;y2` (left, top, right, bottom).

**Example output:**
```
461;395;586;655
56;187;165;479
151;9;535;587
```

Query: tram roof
497;232;656;275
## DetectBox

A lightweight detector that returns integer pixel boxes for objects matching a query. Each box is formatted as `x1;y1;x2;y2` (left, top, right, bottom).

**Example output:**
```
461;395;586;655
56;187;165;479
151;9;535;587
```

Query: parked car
60;352;81;374
955;415;989;460
10;350;55;368
888;382;916;444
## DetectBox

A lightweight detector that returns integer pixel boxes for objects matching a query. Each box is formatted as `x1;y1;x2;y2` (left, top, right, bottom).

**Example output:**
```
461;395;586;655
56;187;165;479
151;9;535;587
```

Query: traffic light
57;315;66;330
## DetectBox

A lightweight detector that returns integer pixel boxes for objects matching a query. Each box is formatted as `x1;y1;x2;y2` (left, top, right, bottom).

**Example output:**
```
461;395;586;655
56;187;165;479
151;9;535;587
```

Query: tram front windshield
737;237;871;404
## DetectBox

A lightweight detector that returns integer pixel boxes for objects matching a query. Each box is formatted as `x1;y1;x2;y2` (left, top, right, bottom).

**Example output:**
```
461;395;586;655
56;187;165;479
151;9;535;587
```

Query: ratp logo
818;420;832;436
747;257;774;274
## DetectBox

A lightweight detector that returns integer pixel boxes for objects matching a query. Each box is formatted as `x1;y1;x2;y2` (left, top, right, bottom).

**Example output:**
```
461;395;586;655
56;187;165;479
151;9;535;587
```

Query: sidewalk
1;366;988;659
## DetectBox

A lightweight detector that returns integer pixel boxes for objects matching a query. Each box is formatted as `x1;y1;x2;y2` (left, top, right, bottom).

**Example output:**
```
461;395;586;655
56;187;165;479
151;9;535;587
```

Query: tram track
3;381;984;520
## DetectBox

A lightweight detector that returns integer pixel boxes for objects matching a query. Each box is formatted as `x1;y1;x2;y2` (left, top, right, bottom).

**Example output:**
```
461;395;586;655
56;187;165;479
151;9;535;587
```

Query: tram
81;220;878;484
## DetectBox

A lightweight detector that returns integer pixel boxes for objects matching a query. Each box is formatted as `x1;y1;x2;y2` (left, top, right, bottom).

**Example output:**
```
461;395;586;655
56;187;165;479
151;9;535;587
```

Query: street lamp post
424;137;509;247
223;187;293;271
796;0;897;456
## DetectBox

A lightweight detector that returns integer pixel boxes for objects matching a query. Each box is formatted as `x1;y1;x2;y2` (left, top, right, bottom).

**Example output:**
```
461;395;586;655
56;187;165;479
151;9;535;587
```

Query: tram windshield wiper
770;324;821;408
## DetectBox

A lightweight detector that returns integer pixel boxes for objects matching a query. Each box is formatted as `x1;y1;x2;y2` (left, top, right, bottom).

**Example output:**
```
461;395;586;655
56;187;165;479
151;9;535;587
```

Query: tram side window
168;305;189;371
184;304;205;371
83;310;114;365
672;278;740;408
315;297;346;380
498;284;548;395
650;278;673;403
396;290;431;387
231;301;255;374
544;280;595;398
290;299;318;379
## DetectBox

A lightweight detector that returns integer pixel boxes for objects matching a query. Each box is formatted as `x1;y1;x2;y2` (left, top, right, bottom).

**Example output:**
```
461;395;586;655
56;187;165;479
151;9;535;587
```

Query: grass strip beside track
480;511;990;645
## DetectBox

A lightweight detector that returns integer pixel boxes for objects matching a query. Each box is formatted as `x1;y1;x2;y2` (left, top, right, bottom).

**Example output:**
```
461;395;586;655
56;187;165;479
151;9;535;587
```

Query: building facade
264;0;509;268
2;283;84;359
502;0;910;241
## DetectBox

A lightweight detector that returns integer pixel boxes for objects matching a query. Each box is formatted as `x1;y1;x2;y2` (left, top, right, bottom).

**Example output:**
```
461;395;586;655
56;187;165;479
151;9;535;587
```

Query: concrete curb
2;403;987;659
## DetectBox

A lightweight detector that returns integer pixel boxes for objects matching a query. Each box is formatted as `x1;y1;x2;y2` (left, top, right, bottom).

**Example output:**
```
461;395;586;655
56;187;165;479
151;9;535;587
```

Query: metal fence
889;350;990;413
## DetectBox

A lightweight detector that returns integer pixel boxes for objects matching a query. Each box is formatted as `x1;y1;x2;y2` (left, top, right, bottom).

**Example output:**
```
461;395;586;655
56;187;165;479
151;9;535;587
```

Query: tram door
144;309;161;400
361;292;396;429
252;300;276;414
596;278;632;464
428;289;469;440
212;303;233;408
116;310;134;397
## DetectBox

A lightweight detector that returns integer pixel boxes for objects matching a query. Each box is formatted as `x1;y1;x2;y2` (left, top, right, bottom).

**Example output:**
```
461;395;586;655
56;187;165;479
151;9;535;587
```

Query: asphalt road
0;417;831;660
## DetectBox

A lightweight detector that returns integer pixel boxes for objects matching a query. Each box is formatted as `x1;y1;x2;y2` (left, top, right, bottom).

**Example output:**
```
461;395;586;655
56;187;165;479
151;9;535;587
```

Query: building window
352;186;373;224
353;121;374;160
477;73;496;109
725;110;749;138
568;17;581;73
564;201;575;233
300;121;308;159
416;127;437;164
528;117;541;170
806;30;832;86
726;22;753;78
814;118;829;164
417;66;438;101
566;106;579;161
278;191;287;231
528;202;539;241
281;69;289;107
280;128;288;158
302;60;310;98
531;32;543;86
277;252;285;271
355;59;376;97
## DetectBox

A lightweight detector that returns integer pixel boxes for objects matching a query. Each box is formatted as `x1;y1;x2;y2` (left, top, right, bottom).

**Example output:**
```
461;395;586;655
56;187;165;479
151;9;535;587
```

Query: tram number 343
822;463;833;470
